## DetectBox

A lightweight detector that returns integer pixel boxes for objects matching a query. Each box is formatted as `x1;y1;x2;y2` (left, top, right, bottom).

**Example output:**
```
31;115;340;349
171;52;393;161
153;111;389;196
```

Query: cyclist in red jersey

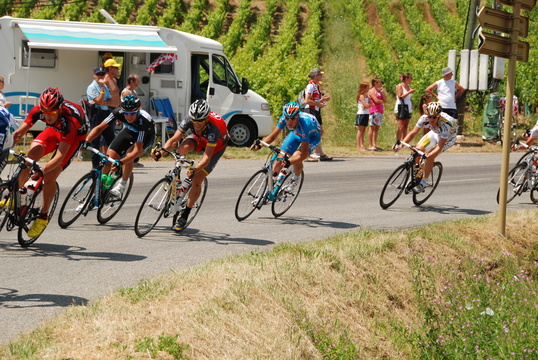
12;87;88;237
152;99;229;232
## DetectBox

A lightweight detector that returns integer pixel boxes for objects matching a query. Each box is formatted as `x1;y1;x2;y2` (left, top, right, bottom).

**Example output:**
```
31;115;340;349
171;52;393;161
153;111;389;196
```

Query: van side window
149;53;174;74
212;55;241;93
21;40;56;68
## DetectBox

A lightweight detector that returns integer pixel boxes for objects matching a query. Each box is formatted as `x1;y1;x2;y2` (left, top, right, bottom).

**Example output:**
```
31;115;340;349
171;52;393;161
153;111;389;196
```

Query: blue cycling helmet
282;102;300;118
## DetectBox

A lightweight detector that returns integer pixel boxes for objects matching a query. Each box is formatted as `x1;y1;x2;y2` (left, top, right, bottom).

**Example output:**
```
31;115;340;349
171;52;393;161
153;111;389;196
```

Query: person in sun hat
425;67;465;120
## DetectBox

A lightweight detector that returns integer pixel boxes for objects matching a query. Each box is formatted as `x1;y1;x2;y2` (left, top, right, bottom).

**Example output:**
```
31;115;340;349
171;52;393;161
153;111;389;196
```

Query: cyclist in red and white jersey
12;87;88;237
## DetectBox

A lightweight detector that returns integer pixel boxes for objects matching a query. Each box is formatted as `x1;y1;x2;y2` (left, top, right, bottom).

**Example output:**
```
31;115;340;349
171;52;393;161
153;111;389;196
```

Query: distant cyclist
394;102;458;192
11;87;88;237
251;101;321;191
152;99;229;232
84;95;155;198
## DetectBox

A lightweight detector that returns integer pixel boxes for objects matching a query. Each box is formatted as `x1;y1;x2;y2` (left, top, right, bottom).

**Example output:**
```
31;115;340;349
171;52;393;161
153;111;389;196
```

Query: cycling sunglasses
124;111;137;116
43;109;59;116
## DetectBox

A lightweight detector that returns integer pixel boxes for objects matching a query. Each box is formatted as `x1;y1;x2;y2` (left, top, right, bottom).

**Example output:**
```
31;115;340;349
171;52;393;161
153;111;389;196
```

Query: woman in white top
356;81;371;151
394;73;415;145
0;76;12;109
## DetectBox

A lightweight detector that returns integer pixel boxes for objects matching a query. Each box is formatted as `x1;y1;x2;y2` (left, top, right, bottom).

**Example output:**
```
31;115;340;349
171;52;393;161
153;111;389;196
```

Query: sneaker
109;182;125;198
27;217;49;238
305;156;319;162
284;180;298;193
0;198;14;211
413;179;432;193
172;216;188;232
319;154;333;161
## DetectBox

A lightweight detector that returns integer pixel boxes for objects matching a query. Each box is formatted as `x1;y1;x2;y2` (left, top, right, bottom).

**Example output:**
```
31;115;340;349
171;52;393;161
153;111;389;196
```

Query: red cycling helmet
39;87;64;111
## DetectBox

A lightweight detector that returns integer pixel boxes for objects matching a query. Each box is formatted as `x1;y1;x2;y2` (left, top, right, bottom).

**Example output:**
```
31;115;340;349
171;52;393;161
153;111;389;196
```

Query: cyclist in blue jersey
251;101;321;191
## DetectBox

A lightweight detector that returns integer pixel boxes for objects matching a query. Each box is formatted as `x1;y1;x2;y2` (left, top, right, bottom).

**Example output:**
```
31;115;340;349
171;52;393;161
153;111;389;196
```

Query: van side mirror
142;76;150;84
241;78;249;94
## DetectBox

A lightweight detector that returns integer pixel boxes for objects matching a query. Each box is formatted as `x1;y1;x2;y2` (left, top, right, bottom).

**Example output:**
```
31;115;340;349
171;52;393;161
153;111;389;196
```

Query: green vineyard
1;0;538;116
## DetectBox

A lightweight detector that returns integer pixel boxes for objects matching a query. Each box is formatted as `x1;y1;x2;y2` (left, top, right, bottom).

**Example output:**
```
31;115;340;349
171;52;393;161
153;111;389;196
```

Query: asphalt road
1;152;535;345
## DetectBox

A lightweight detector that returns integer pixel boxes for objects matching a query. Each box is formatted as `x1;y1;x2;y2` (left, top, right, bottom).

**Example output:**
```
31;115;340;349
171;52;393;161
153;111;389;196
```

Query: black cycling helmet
39;87;64;111
121;95;141;112
189;99;210;121
282;101;300;118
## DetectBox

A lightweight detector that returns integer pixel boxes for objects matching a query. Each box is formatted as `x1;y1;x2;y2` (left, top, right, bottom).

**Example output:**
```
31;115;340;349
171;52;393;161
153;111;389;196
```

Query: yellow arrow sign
478;7;528;37
478;32;529;62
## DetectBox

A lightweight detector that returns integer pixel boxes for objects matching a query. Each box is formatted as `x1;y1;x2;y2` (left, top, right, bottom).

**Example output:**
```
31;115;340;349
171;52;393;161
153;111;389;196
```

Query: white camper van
0;16;273;146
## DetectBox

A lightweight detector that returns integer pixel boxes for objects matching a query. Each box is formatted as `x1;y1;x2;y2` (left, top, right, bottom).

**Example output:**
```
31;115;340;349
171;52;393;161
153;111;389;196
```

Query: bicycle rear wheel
173;178;208;230
235;169;268;221
379;164;410;209
413;162;443;206
271;169;303;217
97;172;133;224
134;177;171;237
497;163;528;204
18;181;59;247
516;150;533;166
58;172;96;229
0;186;12;232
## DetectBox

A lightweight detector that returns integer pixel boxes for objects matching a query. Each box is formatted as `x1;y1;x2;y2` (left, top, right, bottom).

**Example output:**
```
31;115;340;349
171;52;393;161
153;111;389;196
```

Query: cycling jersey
25;100;88;138
277;112;320;143
177;112;229;153
0;107;17;151
415;112;458;140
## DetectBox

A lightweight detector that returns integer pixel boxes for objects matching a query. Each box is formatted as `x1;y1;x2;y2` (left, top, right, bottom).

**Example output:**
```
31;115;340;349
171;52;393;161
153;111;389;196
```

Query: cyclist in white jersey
395;102;458;192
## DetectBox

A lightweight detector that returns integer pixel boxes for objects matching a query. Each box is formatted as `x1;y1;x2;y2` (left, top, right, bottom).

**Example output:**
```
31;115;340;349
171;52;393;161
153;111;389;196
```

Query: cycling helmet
189;99;210;121
121;95;141;112
39;87;64;111
282;101;300;118
425;102;442;116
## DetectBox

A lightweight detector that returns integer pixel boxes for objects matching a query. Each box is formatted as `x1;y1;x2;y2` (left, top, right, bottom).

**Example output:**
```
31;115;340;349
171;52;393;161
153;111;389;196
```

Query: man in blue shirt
251;101;321;190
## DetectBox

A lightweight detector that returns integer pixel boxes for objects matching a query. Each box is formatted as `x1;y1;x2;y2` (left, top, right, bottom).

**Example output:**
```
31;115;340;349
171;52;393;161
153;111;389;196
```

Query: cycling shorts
33;127;86;169
417;131;456;152
280;131;319;155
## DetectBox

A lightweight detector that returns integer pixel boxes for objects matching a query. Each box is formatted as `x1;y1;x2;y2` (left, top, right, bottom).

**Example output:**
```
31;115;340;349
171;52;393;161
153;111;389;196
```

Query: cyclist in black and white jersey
84;95;155;197
394;102;458;192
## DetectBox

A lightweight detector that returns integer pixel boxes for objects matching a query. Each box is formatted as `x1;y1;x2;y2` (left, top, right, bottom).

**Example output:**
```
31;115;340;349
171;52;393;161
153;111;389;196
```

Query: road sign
498;0;536;11
478;7;529;37
478;32;529;62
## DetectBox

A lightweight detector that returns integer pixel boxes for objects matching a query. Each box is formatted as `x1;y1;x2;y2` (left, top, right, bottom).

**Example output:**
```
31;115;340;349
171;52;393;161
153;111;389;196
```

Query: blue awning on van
17;22;177;52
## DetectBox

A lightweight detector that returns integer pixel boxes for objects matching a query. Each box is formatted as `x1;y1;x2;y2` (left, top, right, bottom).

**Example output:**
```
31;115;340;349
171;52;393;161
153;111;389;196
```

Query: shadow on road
1;243;147;262
274;216;360;229
415;205;492;216
0;287;88;309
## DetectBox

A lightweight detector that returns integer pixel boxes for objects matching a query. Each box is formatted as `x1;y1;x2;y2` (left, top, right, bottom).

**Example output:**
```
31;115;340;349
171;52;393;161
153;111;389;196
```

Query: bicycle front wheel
18;181;59;247
134;177;172;238
235;169;268;221
413;162;443;206
97;172;134;224
497;163;528;204
58;172;95;229
173;178;208;230
271;169;304;217
379;164;410;209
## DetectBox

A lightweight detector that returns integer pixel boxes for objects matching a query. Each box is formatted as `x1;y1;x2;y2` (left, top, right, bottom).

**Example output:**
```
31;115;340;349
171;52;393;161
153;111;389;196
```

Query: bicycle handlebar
153;142;195;168
396;140;426;157
254;139;284;155
9;149;42;173
84;145;122;167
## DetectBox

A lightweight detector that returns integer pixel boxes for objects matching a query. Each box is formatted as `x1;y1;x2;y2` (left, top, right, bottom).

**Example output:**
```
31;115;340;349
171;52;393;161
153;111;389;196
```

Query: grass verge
1;210;536;359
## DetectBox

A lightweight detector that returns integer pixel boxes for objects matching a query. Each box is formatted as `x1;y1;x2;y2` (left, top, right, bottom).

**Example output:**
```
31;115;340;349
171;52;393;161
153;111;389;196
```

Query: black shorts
109;128;155;157
304;107;322;125
355;114;369;127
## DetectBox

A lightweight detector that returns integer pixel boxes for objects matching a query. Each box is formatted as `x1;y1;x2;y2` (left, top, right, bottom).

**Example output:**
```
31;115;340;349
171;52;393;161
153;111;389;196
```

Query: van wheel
228;117;257;147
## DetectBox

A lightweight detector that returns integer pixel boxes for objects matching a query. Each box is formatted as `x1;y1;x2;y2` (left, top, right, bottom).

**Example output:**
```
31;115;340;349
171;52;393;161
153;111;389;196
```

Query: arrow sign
478;31;529;62
478;7;529;37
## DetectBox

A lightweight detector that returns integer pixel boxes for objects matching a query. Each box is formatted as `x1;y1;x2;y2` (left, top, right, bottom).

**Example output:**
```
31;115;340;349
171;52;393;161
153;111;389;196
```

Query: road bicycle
0;149;59;247
497;141;538;204
134;146;207;237
379;141;443;209
57;146;133;228
235;139;304;221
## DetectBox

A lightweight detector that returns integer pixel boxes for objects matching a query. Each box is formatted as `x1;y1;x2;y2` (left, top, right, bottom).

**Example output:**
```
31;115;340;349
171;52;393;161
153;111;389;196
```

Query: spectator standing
87;66;116;168
394;73;415;147
304;67;332;161
355;81;372;151
367;78;386;151
425;67;465;120
0;76;12;109
121;73;141;100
